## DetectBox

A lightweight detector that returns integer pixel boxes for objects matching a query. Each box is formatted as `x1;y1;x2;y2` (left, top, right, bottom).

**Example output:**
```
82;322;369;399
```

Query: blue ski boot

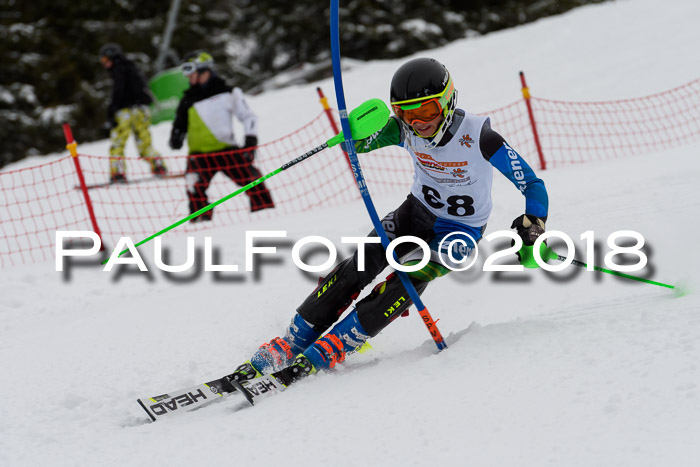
247;313;321;375
303;309;370;371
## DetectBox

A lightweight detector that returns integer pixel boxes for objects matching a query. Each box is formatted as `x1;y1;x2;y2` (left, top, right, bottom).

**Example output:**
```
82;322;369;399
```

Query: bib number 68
421;185;474;217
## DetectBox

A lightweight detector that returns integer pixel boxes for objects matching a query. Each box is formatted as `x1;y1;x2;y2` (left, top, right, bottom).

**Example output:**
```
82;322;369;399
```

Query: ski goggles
391;79;454;125
180;62;199;76
180;51;214;76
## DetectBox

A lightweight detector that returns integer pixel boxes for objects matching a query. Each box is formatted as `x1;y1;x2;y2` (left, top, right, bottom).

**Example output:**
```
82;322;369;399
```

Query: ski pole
520;243;675;289
103;98;391;263
330;0;447;351
554;254;675;289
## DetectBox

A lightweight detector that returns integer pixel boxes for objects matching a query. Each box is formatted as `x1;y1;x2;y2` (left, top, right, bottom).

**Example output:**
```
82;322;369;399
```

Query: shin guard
356;273;429;337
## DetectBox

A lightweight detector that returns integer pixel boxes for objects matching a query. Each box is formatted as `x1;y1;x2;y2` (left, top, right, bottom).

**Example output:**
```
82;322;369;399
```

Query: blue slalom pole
329;0;447;351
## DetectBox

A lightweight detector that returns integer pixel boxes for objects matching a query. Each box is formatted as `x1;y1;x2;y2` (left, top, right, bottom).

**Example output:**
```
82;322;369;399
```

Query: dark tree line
0;0;608;168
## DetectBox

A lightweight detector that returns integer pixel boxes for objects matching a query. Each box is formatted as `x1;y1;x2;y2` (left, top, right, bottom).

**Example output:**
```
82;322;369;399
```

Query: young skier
230;57;549;383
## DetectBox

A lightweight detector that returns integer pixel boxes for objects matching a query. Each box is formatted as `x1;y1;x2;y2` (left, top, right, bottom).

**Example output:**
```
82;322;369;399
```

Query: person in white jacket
169;51;274;222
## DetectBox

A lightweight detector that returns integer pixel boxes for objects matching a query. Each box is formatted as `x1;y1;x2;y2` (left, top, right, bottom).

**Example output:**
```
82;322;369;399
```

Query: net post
62;123;104;250
519;71;547;170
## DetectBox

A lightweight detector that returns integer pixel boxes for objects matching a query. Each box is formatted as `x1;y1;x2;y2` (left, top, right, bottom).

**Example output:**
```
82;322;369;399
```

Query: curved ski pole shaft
104;143;328;263
330;0;446;351
555;254;675;289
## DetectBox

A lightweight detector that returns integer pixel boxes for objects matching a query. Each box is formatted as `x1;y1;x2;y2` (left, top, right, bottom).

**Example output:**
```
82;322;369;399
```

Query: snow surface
2;0;700;466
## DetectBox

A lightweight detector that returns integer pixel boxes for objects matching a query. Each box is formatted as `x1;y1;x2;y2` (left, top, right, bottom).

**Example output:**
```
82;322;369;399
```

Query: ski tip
137;398;157;422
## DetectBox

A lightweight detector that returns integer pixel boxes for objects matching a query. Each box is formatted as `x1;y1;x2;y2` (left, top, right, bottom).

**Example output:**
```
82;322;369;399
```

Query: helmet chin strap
402;121;439;151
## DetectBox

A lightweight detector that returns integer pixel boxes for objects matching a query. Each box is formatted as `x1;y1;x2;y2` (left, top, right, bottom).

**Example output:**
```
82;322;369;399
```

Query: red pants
186;148;274;215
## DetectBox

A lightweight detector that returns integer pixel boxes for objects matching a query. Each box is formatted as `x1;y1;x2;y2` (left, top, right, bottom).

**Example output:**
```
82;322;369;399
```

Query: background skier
169;51;274;222
99;43;167;182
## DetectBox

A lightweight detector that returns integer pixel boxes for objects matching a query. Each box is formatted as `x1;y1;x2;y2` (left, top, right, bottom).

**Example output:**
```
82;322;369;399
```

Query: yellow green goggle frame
391;77;455;111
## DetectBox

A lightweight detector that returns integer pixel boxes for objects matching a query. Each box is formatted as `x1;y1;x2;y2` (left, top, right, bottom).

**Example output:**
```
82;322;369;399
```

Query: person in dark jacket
99;43;167;182
169;50;274;222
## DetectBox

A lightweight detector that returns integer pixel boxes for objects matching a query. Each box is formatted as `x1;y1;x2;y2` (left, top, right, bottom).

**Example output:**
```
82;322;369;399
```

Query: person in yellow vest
99;43;167;183
168;51;274;222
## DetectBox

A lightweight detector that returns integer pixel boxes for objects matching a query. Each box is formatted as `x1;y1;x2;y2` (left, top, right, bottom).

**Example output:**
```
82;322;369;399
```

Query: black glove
242;135;257;162
511;214;546;246
169;128;185;150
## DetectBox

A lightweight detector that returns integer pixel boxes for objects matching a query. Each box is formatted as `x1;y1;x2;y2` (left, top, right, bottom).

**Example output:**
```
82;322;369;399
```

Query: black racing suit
296;111;547;337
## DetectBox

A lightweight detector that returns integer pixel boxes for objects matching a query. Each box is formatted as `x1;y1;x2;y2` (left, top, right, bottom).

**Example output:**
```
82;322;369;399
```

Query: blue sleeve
489;142;549;218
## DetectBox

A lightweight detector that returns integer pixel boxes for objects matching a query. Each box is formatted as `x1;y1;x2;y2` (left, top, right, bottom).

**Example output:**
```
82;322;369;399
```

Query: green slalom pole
555;254;675;289
518;243;675;289
103;98;390;263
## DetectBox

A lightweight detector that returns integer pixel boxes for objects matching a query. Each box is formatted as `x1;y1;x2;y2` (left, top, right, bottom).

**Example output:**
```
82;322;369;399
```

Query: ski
137;371;288;422
137;375;234;422
75;172;185;190
137;344;370;422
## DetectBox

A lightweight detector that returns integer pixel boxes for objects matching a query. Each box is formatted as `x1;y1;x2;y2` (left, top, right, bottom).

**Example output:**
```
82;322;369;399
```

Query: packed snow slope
2;0;700;466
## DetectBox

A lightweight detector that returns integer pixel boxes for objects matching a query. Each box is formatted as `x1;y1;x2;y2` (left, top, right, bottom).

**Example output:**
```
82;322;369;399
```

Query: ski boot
274;310;372;385
302;308;370;371
109;158;126;183
247;314;321;375
151;158;168;177
250;336;294;374
228;313;322;384
110;173;127;184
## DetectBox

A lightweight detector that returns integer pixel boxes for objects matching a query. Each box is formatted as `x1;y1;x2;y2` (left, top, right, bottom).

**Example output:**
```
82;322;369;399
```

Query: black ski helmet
181;50;214;74
390;57;457;147
99;43;123;60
